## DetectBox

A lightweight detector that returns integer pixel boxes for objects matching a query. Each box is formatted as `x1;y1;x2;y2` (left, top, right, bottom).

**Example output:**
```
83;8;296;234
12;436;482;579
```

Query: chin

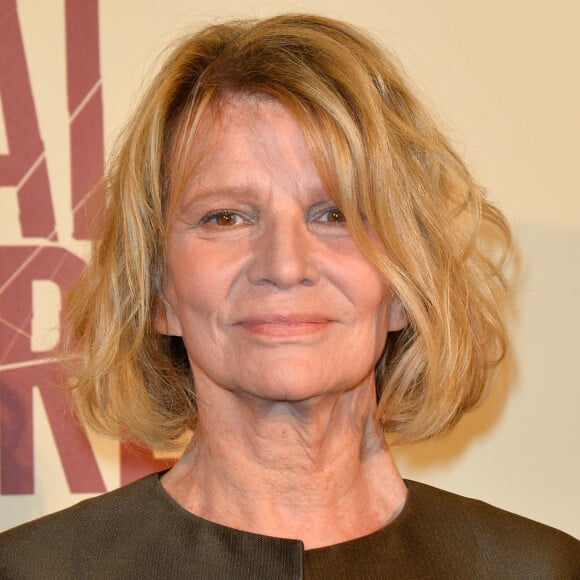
231;366;371;404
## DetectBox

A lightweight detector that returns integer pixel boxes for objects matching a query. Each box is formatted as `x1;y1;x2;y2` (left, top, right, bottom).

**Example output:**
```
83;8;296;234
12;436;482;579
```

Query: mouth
235;315;333;337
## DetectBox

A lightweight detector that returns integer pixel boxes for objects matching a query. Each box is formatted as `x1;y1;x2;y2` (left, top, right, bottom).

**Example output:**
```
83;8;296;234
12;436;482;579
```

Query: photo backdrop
1;0;578;537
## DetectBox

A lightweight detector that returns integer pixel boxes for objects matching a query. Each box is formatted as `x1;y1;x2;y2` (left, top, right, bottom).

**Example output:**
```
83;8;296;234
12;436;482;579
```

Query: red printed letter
0;0;57;239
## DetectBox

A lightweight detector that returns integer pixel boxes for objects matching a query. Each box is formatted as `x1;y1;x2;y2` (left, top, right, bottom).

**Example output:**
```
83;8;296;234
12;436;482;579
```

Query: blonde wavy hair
67;14;510;450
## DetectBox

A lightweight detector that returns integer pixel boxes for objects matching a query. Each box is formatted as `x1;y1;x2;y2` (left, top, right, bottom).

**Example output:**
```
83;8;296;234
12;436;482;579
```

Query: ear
154;295;183;337
387;294;408;332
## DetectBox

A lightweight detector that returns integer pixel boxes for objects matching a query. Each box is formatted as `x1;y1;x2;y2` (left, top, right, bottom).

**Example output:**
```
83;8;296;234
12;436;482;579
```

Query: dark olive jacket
0;472;578;579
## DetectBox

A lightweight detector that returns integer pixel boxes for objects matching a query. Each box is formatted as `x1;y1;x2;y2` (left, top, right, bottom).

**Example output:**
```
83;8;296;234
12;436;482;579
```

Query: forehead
198;96;307;162
172;94;325;200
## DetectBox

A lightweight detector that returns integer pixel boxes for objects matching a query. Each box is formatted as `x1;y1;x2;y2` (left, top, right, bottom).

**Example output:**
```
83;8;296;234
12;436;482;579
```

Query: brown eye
321;208;346;223
202;210;244;227
215;212;236;226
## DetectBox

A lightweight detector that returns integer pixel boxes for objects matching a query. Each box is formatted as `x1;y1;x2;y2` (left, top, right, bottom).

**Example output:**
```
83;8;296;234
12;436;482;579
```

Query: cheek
342;257;389;320
163;243;241;334
162;246;207;336
344;261;393;352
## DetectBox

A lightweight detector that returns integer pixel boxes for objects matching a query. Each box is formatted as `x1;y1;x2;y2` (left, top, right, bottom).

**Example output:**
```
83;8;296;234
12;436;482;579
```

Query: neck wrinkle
161;374;407;549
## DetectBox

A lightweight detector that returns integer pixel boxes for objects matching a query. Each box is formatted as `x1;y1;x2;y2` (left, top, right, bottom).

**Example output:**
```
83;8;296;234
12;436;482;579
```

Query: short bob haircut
67;14;510;450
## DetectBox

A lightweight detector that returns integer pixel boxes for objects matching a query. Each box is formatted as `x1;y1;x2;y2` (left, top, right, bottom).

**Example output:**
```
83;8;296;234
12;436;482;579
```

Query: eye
317;207;346;224
200;210;246;227
306;204;348;237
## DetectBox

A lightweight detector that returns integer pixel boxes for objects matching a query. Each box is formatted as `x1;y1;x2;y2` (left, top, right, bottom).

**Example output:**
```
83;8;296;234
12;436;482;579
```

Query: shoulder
403;480;579;579
0;473;162;578
0;472;157;540
0;472;303;579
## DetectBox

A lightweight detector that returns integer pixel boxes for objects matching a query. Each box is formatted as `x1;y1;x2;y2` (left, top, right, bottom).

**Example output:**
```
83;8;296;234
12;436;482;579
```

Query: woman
1;14;578;579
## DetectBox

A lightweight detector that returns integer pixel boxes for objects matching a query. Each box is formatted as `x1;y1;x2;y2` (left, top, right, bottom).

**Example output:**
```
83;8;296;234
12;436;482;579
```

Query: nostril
254;278;275;287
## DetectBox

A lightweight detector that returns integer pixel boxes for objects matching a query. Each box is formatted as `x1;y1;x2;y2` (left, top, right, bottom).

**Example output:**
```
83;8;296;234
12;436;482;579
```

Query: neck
162;375;407;549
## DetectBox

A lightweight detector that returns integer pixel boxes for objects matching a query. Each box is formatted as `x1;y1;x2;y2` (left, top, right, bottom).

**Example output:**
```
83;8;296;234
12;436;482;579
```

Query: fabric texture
0;472;578;579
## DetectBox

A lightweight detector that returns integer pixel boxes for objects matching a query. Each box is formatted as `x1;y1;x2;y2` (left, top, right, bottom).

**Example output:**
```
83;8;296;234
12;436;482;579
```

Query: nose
247;215;320;289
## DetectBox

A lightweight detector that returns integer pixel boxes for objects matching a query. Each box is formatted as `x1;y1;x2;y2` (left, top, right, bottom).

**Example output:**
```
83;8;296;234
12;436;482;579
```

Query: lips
234;314;333;337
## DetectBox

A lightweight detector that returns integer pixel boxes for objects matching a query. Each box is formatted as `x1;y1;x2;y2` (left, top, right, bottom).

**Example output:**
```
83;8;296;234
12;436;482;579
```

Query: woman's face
161;96;406;403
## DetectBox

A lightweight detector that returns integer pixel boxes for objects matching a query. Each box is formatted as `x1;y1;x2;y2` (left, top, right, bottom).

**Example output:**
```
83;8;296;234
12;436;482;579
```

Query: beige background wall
1;0;578;537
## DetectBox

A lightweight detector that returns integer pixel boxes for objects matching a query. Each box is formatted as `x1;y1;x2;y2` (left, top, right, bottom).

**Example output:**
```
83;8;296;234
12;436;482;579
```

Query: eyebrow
181;180;330;203
179;185;259;207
